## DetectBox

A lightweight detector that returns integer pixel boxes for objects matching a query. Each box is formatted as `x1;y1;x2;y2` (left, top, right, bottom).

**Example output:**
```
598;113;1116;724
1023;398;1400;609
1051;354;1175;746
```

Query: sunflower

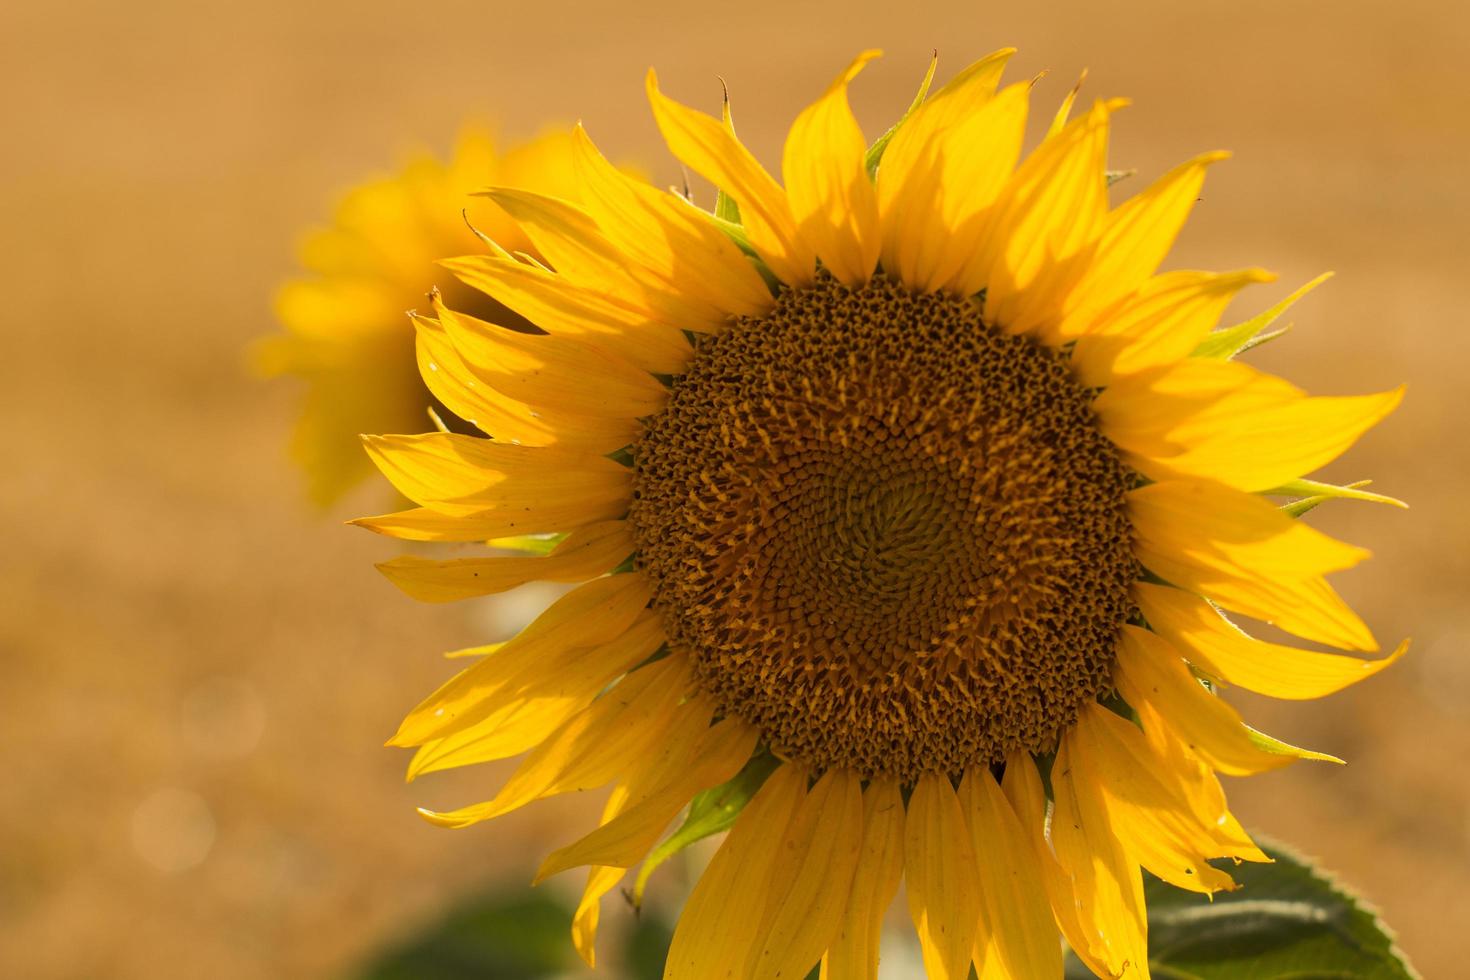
257;127;589;505
356;50;1406;979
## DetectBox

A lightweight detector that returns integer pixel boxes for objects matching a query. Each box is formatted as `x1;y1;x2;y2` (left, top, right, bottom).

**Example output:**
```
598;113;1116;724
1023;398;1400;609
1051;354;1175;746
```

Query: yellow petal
570;777;640;968
1055;152;1231;340
1130;478;1368;575
436;300;668;419
1135;581;1405;699
413;312;640;452
905;772;981;980
1094;357;1297;461
783;51;883;287
1071;268;1275;386
1114;625;1338;776
1072;703;1265;894
392;574;654;746
536;715;758;879
958;768;1061;980
886;81;1032;294
376;521;633;602
646;69;815;286
361;432;630;514
1046;72;1086;138
821;778;905;980
1001;757;1110;980
440;253;696;372
748;769;866;979
663;763;808;979
350;505;502;542
877;49;1017;281
1131;698;1266;861
571;124;774;319
572;865;624;968
1129;479;1375;650
484;186;740;332
1133;384;1405;493
961;98;1122;329
420;655;691;829
1050;733;1150;979
406;616;665;782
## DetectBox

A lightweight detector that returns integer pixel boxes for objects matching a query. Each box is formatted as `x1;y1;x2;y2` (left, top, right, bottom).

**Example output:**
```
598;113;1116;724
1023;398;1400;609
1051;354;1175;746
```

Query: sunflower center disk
631;274;1137;781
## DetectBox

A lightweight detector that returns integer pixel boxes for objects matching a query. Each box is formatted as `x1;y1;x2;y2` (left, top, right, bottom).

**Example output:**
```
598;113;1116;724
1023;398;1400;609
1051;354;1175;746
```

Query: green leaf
1064;839;1418;979
864;52;938;177
631;752;780;905
357;888;575;979
1192;272;1332;360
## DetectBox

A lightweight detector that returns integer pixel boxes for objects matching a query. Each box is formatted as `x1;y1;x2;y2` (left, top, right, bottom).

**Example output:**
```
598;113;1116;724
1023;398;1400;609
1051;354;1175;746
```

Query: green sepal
631;752;780;906
1272;478;1407;518
1242;723;1343;764
1193;271;1332;359
712;80;743;225
864;52;938;177
1065;838;1419;979
1193;319;1291;361
713;187;741;225
708;214;781;293
1106;168;1137;187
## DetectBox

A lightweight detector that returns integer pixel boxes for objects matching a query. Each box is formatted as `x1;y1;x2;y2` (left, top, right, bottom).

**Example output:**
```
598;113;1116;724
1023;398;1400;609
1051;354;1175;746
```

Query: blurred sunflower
356;50;1406;979
257;127;586;506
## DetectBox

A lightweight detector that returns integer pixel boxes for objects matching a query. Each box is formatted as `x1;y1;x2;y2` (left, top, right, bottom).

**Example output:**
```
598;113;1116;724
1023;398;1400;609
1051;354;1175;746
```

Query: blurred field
2;0;1466;976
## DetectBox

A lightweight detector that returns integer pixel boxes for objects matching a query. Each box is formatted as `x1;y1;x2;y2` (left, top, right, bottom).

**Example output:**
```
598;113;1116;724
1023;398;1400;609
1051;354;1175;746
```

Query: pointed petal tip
417;807;457;828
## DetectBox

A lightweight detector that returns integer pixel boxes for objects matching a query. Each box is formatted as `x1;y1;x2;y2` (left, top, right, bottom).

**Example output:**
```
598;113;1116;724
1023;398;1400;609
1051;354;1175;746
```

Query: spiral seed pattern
631;273;1137;781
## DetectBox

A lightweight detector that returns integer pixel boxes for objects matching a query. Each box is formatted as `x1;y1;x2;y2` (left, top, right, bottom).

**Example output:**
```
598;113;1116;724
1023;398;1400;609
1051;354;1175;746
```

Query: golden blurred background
3;0;1466;976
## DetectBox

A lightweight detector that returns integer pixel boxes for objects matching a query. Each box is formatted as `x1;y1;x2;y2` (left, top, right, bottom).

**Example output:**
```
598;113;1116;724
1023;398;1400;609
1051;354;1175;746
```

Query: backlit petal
783;51;883;287
877;48;1016;289
1129;479;1375;650
441;253;697;371
391;575;654;746
1051;733;1150;978
961;98;1122;329
905;773;982;980
1071;268;1274;386
1055;152;1231;340
420;656;691;829
536;715;758;879
663;763;808;979
959;768;1061;980
437;299;668;419
1114;625;1338;776
821;778;905;980
749;769;866;979
571;125;774;318
376;520;634;602
647;69;816;286
1072;703;1267;894
1136;582;1405;698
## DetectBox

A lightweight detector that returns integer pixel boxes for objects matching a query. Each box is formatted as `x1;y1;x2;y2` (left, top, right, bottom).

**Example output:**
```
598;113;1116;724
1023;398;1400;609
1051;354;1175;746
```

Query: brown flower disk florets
631;273;1137;781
